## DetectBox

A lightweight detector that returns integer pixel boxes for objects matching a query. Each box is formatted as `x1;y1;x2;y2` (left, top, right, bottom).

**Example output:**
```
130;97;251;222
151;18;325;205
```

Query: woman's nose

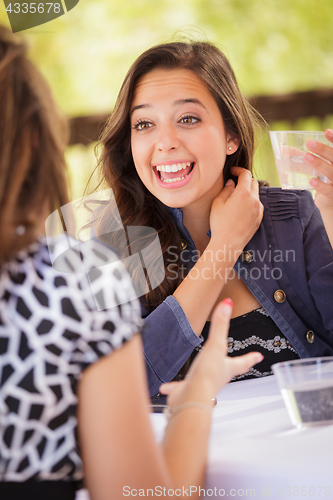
155;123;180;152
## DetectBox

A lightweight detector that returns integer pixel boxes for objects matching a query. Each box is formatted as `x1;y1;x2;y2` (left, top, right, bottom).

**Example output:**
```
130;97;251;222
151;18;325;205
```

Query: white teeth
160;173;190;183
156;162;192;172
155;161;194;184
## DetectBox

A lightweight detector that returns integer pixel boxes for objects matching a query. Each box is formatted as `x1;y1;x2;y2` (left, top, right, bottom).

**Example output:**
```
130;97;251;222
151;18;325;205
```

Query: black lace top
199;307;299;381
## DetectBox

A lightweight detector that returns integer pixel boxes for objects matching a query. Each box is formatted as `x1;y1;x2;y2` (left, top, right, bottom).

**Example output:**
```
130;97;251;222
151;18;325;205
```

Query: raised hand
160;299;263;410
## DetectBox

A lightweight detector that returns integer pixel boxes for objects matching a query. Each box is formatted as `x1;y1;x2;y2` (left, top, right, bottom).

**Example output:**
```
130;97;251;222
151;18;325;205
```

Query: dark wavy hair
93;41;265;311
0;25;69;264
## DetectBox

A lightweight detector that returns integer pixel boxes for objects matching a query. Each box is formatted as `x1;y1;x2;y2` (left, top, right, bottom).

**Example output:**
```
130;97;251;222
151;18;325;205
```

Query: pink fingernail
305;153;314;162
220;298;233;315
310;178;318;187
307;140;317;149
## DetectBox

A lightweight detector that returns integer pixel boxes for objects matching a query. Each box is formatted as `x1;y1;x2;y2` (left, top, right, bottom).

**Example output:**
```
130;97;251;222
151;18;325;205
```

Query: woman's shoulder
259;186;316;228
0;234;142;364
46;234;140;311
3;233;120;279
1;234;140;313
259;185;314;203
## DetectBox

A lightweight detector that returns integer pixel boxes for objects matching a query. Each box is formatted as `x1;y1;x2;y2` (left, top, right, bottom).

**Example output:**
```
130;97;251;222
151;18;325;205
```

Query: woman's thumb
215;179;235;204
229;352;264;379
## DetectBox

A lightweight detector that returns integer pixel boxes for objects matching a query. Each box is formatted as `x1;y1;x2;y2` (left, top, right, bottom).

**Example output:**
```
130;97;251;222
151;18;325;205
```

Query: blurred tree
0;0;332;191
1;0;332;115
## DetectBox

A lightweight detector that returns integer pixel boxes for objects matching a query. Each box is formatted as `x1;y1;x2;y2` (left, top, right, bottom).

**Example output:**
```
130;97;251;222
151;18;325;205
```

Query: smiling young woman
92;41;333;400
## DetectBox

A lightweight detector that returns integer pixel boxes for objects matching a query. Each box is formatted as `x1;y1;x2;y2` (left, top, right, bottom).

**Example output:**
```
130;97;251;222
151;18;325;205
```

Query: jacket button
241;251;253;263
180;239;187;250
306;330;315;343
274;289;286;303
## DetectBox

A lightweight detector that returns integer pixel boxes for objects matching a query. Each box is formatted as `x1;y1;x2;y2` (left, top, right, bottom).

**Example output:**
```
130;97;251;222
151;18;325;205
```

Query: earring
228;146;232;151
16;225;26;236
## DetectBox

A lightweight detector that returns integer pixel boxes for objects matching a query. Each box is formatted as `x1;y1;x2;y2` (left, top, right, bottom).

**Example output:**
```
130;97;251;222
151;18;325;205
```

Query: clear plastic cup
272;357;333;428
269;131;332;190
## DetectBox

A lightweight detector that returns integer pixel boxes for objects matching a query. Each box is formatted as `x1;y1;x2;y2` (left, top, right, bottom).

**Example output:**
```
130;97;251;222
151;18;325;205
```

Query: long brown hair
94;41;264;311
0;25;69;264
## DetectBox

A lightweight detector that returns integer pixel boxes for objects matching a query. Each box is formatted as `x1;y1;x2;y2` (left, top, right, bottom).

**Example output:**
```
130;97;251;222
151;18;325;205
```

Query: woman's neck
182;203;211;255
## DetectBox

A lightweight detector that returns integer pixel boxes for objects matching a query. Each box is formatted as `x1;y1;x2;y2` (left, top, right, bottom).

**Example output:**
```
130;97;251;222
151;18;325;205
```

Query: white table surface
77;375;333;500
150;375;333;499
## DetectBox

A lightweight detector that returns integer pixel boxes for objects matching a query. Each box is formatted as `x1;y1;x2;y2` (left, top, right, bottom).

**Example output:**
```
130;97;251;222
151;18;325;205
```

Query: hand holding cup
269;130;333;191
305;128;333;211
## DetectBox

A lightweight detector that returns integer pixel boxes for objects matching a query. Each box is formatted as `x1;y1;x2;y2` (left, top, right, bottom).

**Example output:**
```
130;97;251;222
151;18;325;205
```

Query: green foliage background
1;0;333;198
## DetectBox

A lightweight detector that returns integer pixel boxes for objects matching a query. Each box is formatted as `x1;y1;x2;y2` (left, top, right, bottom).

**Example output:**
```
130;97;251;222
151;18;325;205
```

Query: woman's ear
226;136;240;155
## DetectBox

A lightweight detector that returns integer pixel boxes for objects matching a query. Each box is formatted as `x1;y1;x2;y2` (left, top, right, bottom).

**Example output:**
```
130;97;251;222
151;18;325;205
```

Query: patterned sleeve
46;236;143;374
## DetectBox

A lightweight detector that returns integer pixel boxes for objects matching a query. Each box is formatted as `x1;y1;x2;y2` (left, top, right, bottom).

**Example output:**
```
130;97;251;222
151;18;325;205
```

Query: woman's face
130;68;239;212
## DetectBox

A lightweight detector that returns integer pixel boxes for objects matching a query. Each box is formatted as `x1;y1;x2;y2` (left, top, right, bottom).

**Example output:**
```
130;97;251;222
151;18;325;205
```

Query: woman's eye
133;120;152;130
179;115;200;125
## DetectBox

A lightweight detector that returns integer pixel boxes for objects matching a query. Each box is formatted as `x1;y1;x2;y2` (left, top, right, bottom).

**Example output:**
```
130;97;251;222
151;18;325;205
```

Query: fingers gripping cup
272;357;333;429
269;131;332;190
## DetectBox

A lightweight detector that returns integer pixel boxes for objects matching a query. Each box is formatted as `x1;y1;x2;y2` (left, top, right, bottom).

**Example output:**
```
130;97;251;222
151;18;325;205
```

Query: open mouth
155;162;195;184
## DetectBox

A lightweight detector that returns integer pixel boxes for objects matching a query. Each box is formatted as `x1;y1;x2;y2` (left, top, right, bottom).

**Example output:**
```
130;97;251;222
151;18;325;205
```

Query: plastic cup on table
272;357;333;429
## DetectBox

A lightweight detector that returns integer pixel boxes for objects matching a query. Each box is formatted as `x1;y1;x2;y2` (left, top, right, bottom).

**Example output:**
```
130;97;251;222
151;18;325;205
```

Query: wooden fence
68;87;333;146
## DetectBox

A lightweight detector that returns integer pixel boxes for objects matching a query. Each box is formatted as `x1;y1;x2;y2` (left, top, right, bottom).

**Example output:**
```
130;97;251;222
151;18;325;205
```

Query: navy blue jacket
141;188;333;397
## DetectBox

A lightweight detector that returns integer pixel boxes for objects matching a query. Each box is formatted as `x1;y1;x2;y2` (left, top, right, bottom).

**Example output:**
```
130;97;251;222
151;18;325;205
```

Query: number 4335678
6;3;61;14
277;486;332;496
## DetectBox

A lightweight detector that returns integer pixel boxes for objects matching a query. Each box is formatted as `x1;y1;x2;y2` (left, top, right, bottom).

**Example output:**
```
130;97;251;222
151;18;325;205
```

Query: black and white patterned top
0;235;142;482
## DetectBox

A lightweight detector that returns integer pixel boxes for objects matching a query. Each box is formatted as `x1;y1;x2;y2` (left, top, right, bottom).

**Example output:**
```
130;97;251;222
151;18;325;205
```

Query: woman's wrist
164;401;213;423
205;238;241;268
